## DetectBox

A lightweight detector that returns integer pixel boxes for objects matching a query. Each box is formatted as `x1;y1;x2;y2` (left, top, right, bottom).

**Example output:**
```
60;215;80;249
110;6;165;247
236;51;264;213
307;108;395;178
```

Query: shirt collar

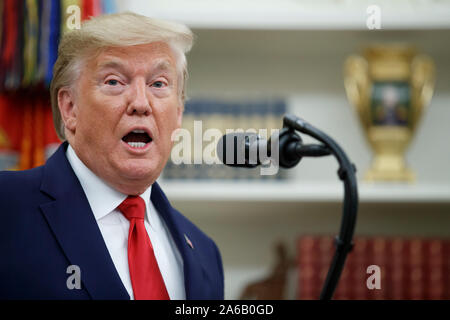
66;144;152;222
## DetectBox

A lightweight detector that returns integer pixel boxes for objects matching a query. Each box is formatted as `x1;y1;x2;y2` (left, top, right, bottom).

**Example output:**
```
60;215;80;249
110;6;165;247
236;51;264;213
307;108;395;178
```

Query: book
163;98;288;181
297;235;450;300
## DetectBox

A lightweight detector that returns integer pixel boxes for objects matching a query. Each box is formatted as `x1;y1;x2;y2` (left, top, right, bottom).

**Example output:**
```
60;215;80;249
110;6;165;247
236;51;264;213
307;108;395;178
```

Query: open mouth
122;129;152;149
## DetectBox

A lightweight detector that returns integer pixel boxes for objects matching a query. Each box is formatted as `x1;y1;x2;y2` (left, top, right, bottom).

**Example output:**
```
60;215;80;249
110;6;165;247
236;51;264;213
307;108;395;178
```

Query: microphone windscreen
216;132;260;168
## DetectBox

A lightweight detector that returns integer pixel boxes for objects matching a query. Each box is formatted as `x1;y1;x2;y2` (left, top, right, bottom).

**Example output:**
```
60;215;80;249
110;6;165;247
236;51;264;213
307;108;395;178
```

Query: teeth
127;142;147;148
132;130;145;133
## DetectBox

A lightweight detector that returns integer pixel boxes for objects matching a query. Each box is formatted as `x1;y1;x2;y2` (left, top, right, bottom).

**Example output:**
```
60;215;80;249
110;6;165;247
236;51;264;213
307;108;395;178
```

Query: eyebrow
151;60;172;73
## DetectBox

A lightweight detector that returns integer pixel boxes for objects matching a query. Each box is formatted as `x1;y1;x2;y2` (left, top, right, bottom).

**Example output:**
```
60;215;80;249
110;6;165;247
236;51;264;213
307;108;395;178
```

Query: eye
106;79;119;86
152;81;166;88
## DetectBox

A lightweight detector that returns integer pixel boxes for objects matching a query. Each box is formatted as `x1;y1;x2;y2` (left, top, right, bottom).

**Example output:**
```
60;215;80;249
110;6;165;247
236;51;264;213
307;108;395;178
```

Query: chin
118;159;161;182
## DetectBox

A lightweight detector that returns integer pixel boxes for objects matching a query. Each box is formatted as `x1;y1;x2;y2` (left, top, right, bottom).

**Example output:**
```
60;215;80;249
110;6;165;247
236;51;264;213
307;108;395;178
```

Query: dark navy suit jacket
0;142;224;300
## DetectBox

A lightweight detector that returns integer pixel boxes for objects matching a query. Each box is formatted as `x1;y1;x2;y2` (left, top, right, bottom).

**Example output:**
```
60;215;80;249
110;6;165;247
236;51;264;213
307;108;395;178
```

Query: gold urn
344;45;435;182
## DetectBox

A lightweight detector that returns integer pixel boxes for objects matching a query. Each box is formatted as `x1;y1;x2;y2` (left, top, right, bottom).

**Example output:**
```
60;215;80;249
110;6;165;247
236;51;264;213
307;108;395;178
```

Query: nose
126;78;152;116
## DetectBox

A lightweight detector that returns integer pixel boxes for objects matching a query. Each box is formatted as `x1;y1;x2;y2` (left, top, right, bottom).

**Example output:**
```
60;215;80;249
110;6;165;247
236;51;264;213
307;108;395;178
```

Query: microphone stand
277;114;359;300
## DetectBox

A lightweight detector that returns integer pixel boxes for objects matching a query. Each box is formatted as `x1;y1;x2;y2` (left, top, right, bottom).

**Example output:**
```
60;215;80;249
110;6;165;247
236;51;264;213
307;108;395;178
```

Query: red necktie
118;196;170;300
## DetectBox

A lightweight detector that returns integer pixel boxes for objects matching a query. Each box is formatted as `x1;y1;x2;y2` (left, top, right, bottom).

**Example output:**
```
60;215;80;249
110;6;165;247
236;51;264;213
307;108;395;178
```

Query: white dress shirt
66;145;185;300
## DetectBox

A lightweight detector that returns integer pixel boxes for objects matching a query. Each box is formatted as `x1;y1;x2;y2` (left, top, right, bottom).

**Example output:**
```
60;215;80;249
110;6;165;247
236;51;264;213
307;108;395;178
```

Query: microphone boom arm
282;114;359;300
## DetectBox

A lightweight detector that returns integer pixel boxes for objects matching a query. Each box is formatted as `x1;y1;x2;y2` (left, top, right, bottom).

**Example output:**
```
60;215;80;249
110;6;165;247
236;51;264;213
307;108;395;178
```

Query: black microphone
216;129;331;169
216;114;358;300
216;132;267;168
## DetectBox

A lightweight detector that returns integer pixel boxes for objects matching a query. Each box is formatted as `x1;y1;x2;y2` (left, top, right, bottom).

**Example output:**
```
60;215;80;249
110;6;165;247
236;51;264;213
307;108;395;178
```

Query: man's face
65;42;183;194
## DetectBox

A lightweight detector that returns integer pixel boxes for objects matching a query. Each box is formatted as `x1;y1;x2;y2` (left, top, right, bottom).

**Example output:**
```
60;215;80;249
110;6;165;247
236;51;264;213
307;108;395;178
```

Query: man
0;12;224;300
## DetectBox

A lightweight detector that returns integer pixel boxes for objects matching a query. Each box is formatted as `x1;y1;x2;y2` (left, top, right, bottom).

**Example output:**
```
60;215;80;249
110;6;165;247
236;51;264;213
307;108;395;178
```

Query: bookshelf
158;180;450;203
117;2;450;299
119;0;450;30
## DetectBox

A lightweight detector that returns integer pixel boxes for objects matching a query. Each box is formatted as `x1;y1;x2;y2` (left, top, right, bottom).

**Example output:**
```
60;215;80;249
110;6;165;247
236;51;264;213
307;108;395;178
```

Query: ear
57;87;78;134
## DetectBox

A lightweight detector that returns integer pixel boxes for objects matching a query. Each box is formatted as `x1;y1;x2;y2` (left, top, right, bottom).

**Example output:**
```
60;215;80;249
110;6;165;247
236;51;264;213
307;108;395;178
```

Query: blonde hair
50;12;194;141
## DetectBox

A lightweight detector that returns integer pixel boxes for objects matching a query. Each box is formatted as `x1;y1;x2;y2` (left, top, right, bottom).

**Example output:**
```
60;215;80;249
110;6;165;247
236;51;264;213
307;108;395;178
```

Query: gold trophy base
365;154;415;182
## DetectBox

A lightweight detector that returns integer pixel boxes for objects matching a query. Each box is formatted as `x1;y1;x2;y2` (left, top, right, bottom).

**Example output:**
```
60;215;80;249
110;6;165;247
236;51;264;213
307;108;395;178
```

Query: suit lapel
151;182;207;299
39;142;129;300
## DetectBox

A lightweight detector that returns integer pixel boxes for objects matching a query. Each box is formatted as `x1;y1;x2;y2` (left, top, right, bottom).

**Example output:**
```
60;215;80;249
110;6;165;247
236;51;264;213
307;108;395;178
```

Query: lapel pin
184;234;194;249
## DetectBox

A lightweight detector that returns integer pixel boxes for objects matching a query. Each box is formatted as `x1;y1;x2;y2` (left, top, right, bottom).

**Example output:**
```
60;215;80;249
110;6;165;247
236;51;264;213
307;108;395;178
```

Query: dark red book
297;236;450;300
